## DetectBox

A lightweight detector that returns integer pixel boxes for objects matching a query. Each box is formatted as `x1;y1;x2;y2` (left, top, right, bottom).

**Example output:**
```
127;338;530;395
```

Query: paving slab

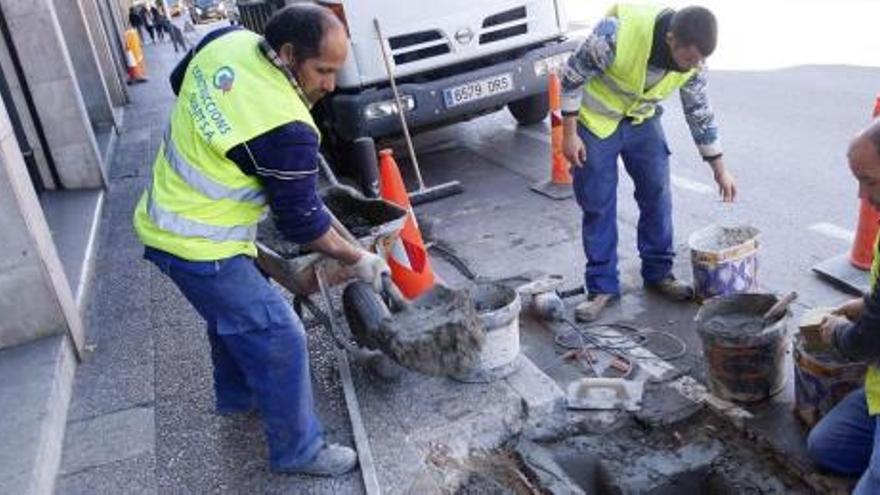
60;407;154;476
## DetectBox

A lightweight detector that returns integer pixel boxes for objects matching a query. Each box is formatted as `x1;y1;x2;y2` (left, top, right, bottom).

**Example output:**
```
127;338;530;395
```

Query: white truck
238;0;576;191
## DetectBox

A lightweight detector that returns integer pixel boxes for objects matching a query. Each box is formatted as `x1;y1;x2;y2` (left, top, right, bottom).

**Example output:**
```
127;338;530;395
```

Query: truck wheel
507;92;549;126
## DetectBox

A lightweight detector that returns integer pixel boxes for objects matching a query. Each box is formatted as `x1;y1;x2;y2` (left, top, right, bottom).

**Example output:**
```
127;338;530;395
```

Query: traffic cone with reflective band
848;95;880;270
531;72;573;200
124;29;148;84
378;148;436;298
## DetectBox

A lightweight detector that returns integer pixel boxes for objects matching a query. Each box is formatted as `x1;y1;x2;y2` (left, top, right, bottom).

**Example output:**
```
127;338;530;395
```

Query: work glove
833;297;865;321
819;314;850;347
352;250;390;292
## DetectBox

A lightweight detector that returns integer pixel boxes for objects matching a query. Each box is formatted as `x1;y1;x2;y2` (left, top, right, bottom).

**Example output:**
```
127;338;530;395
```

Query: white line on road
670;174;714;195
809;222;855;243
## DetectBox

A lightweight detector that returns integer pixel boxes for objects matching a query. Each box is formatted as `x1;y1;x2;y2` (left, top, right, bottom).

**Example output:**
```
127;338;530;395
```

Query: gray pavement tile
61;407;155;476
153;322;210;362
89;258;152;317
56;452;157;495
67;354;154;422
154;349;213;401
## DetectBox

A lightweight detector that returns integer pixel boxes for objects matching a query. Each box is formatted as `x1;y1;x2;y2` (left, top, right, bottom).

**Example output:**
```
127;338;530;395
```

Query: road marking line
670;174;714;195
809;222;854;243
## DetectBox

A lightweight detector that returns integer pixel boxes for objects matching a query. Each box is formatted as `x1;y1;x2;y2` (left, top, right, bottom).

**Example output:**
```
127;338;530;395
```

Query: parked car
239;0;576;192
189;0;227;23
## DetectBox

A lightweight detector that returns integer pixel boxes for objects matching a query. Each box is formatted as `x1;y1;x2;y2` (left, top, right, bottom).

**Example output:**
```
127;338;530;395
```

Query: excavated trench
451;410;813;494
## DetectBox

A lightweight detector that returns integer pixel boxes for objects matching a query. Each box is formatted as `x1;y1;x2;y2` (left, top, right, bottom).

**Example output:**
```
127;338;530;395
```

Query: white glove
352;250;390;292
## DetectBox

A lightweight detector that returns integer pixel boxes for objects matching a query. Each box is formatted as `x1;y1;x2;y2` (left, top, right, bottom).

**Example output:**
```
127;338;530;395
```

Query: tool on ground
761;290;798;327
314;266;380;495
517;274;584;322
566;377;644;411
373;17;463;206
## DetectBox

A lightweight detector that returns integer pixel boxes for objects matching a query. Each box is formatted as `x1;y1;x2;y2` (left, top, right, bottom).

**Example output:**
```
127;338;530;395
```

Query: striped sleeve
226;122;332;244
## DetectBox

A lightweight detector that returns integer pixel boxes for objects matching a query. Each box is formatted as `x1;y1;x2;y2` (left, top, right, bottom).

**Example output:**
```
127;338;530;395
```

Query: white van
238;0;575;188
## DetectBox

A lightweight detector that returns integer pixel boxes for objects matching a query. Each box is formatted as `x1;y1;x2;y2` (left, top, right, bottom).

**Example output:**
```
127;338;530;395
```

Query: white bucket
452;282;522;383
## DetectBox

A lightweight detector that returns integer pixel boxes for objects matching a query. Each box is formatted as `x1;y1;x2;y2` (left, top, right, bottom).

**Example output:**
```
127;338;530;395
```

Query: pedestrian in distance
559;3;736;322
810;119;880;495
169;22;188;53
128;6;146;42
142;6;156;44
150;4;166;42
132;4;389;476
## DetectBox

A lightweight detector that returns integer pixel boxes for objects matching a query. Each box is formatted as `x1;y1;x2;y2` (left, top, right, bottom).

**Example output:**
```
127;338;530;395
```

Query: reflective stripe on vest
145;183;257;242
161;128;265;205
134;30;318;261
864;236;880;415
578;4;695;139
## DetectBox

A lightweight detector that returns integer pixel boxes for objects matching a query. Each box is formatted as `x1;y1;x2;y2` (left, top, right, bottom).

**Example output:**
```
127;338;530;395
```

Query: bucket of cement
793;334;867;427
452;282;522;383
688;225;760;302
695;293;788;403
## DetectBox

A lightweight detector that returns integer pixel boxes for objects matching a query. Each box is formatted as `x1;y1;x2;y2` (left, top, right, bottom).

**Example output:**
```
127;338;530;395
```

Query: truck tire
508;91;549;126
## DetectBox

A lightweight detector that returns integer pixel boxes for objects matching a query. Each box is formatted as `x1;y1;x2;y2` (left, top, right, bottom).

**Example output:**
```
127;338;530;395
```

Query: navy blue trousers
808;388;880;493
572;116;675;295
145;248;323;470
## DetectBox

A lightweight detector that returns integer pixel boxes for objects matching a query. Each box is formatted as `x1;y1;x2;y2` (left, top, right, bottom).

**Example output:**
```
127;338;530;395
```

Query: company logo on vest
213;66;235;94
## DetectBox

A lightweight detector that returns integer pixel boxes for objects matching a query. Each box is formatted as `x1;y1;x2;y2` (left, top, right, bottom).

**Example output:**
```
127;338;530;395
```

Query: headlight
364;95;415;120
533;51;573;77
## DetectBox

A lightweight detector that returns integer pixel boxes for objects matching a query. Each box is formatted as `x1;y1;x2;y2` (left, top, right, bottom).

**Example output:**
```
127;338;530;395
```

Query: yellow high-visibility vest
579;3;696;139
133;30;318;261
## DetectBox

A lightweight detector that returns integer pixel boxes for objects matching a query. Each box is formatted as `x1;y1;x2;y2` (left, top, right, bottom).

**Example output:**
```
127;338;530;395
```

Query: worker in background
812;119;880;494
560;4;736;322
132;5;389;476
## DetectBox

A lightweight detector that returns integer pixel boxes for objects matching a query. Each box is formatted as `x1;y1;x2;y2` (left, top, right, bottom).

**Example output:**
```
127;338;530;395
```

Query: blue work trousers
572;116;674;295
145;248;323;470
807;388;880;493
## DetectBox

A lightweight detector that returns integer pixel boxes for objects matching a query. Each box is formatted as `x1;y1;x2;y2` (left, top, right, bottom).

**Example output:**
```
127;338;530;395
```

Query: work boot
645;276;694;302
275;443;357;477
574;293;617;322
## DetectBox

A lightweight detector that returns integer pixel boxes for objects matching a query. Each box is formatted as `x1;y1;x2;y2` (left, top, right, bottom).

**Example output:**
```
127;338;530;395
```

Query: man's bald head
848;119;880;209
264;4;344;61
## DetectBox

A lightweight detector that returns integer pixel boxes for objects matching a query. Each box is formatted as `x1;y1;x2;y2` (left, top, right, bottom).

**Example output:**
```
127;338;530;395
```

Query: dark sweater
168;27;331;244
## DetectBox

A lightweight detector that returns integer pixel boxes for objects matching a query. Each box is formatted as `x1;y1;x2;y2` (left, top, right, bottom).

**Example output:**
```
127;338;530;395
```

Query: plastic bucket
695;293;788;403
793;335;867;427
452;282;522;383
688;225;760;302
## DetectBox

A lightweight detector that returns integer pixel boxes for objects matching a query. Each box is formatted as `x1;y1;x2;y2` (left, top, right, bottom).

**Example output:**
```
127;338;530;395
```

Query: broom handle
373;17;426;191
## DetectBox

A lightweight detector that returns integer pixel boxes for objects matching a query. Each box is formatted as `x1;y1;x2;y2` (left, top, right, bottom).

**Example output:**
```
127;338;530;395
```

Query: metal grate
388;29;451;65
238;0;285;34
479;6;528;44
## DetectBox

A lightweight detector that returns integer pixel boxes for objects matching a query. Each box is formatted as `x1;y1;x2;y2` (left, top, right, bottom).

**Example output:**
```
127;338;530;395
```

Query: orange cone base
531;179;573;200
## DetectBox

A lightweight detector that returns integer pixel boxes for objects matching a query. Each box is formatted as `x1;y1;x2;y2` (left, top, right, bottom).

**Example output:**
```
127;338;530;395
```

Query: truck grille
479;6;528;45
389;30;451;65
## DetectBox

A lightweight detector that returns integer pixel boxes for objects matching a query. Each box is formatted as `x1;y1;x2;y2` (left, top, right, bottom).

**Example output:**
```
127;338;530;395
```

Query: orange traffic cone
848;95;880;270
531;72;573;200
378;149;436;299
125;29;148;84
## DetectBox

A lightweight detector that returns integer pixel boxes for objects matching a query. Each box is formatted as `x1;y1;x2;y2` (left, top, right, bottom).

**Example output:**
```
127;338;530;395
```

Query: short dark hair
670;6;717;57
264;4;341;61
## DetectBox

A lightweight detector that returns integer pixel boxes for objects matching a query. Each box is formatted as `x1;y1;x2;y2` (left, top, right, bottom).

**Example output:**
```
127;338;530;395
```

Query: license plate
442;73;514;108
